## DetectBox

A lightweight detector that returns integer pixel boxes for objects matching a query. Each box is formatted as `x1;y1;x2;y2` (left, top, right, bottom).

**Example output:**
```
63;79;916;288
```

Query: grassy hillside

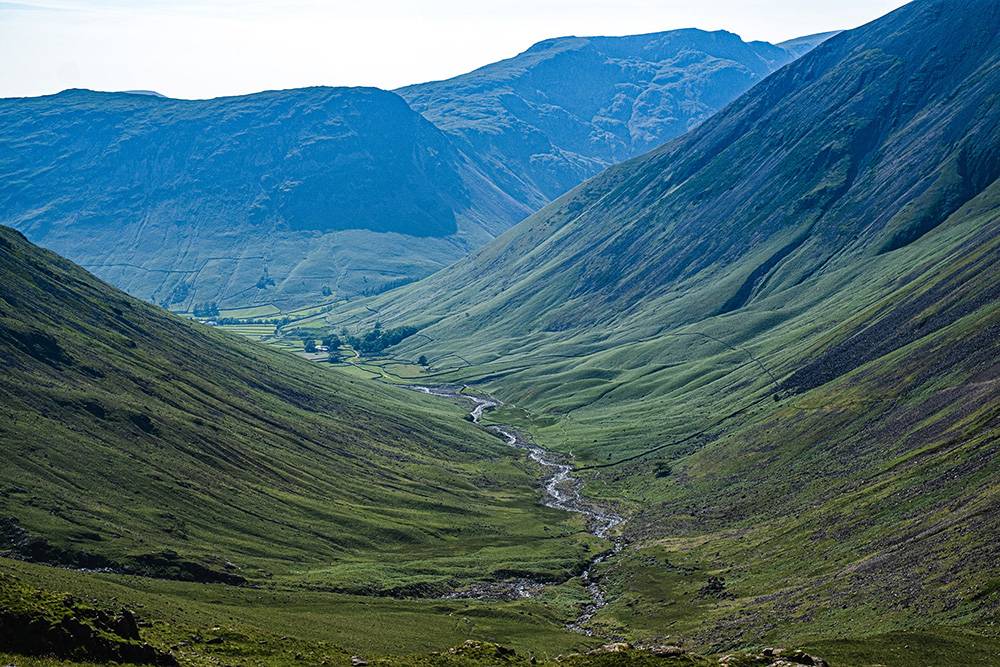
0;225;605;599
318;0;1000;649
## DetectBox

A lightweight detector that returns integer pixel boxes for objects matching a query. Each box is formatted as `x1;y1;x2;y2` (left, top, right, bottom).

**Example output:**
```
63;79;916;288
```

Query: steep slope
323;0;1000;645
336;0;999;372
0;87;529;309
0;226;598;595
398;29;813;208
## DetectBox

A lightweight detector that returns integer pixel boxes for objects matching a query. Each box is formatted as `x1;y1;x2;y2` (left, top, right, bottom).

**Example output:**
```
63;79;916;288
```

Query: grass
0;557;601;665
218;305;282;319
0;226;604;614
215;323;277;339
312;42;1000;653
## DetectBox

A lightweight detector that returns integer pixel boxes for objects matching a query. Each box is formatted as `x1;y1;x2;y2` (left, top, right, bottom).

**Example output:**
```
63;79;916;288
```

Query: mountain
398;29;810;208
0;87;529;310
120;90;166;97
0;225;599;601
777;30;841;57
0;30;823;312
323;0;1000;647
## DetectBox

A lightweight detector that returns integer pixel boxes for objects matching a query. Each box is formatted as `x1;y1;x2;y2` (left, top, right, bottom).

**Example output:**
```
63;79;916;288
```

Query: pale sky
0;0;912;100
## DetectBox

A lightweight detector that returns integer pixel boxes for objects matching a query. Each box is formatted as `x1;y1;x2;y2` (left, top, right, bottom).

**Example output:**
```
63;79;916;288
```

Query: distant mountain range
399;29;817;207
0;29;830;310
324;0;1000;643
0;87;527;311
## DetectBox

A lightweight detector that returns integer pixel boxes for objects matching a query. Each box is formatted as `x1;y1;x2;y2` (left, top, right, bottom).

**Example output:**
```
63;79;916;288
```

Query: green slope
0;225;602;596
318;0;1000;648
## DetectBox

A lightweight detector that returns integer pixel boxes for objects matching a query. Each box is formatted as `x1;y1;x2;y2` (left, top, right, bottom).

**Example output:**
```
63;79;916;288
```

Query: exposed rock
718;648;827;667
112;608;141;640
587;642;632;654
447;641;517;659
351;656;368;666
699;576;732;599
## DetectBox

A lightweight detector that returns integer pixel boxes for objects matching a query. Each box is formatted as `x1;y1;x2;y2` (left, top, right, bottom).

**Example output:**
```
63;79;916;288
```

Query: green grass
218;305;282;319
215;323;277;339
313;30;1000;652
0;557;601;665
0;226;604;603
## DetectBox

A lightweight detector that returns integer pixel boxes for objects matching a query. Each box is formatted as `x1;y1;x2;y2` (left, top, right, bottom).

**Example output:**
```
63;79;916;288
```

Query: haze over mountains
0;29;827;310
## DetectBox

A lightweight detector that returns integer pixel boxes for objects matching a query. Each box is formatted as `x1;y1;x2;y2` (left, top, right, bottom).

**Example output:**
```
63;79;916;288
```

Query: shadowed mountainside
0;225;599;595
0;87;529;310
0;30;826;311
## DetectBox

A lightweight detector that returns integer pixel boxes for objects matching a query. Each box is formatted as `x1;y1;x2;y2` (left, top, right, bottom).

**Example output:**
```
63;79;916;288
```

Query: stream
410;385;625;635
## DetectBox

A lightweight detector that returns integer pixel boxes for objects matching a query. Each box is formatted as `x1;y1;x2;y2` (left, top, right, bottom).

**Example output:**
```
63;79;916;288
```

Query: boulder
588;642;632;654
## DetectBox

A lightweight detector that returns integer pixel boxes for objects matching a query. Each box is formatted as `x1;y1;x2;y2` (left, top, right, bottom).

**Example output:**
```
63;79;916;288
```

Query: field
218;304;282;319
215;323;277;339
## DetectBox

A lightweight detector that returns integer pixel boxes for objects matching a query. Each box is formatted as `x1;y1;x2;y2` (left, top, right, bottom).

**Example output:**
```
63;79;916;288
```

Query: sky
0;0;912;100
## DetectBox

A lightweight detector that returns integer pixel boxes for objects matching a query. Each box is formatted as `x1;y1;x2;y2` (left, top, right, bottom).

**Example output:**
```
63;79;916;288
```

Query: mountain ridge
397;27;812;207
0;28;826;309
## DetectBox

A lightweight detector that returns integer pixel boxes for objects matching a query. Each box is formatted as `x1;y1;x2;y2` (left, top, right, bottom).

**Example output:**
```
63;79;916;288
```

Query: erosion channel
411;385;626;636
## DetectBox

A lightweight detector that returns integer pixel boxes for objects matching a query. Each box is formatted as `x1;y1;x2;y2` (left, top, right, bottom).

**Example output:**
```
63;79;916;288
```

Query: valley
304;0;1000;654
1;0;998;665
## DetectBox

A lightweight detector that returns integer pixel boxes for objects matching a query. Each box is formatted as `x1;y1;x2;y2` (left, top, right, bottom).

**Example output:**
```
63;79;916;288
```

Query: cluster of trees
192;302;220;318
297;333;345;362
361;277;415;297
346;322;418;356
293;323;419;363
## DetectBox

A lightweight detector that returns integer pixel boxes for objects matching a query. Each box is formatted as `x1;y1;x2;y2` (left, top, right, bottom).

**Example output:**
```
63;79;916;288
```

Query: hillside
0;87;530;309
321;0;1000;647
399;29;816;209
0;225;604;599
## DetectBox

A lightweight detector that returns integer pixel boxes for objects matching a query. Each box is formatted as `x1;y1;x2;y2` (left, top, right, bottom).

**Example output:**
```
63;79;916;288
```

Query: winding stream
411;385;625;635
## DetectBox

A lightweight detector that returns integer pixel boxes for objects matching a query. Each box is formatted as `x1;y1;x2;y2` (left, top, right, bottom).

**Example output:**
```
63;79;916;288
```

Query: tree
303;339;317;354
328;349;343;363
322;285;332;297
418;355;428;367
192;302;219;318
322;334;341;350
